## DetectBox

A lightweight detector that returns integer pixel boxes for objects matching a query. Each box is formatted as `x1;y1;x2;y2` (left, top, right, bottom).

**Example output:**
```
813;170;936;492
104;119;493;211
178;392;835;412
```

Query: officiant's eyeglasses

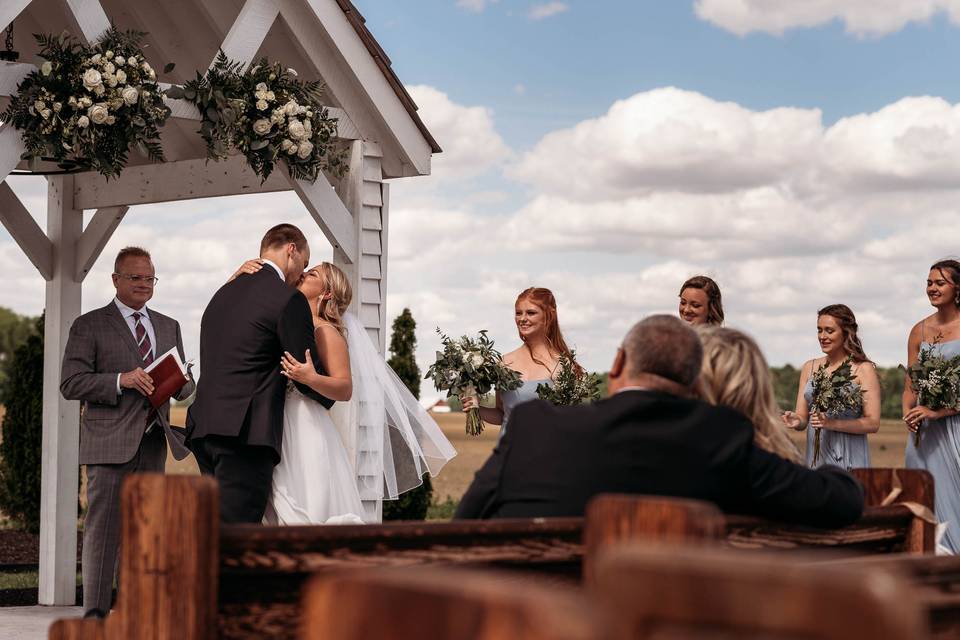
114;273;158;285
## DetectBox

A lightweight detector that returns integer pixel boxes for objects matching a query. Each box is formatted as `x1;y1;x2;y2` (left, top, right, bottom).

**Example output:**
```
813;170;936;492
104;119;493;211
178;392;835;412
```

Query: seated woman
698;326;802;463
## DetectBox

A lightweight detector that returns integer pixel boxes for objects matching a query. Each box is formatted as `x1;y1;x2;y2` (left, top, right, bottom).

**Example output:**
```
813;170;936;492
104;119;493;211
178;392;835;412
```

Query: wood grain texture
593;543;929;640
302;567;605;640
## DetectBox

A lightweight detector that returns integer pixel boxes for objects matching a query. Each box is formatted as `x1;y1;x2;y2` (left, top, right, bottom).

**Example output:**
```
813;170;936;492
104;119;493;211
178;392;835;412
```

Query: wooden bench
50;468;935;640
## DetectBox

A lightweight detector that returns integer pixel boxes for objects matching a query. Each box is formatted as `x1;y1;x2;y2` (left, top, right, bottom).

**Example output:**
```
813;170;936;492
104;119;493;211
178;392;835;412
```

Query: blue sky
6;1;960;396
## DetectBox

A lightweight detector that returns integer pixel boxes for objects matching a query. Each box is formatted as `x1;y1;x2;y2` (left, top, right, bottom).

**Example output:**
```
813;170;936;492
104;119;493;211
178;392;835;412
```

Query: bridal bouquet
3;27;170;177
168;51;344;183
901;345;960;446
426;329;522;436
536;352;601;406
809;358;863;466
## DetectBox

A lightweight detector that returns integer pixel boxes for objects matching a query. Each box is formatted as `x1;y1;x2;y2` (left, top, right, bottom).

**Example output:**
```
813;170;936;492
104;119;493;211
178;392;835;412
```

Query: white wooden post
38;175;82;606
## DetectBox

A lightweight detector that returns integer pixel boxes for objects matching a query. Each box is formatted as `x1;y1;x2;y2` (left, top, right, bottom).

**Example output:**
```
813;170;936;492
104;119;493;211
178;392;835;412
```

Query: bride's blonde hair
314;262;352;336
696;326;802;464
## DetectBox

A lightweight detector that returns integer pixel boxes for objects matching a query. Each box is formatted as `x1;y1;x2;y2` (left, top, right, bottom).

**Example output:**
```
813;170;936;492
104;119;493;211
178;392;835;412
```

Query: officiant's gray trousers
82;428;166;613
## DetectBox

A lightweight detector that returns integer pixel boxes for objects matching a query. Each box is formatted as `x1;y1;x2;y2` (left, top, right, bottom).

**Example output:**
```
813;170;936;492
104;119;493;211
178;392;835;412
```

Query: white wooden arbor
0;0;440;605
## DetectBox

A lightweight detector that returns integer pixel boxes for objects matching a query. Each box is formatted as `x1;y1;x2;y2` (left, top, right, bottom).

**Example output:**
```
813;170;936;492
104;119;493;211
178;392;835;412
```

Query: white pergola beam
73;155;291;209
0;1;31;33
290;170;357;263
0;62;33;95
75;206;127;282
39;175;82;605
216;0;279;70
0;124;26;186
0;182;53;280
65;0;111;42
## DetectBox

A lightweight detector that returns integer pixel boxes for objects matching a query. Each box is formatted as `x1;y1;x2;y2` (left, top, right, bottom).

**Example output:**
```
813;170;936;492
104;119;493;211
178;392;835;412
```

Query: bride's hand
281;349;316;384
228;258;264;283
461;395;479;412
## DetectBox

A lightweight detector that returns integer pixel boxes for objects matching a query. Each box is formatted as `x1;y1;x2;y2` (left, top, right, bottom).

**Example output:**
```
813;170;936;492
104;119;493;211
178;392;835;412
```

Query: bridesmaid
903;259;960;553
462;288;580;436
782;304;880;470
679;276;724;327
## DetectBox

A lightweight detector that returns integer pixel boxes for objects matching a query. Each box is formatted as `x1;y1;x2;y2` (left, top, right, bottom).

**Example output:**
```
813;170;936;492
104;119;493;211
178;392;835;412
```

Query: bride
229;260;457;524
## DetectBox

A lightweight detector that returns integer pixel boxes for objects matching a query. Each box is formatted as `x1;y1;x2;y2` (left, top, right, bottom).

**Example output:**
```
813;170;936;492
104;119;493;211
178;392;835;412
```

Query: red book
144;347;190;409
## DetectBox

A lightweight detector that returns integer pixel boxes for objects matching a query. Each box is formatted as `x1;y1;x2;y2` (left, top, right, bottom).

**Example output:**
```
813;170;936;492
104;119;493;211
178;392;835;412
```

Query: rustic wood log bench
49;468;935;640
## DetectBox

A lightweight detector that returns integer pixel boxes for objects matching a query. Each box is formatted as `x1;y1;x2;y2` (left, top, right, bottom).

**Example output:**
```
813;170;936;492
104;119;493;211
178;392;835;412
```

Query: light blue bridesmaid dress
803;379;870;471
905;338;960;554
499;378;553;438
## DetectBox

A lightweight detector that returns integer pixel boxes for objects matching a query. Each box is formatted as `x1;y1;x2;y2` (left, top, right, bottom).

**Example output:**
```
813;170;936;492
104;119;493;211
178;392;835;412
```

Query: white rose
306;110;313;118
255;82;268;92
256;99;269;111
105;74;118;88
287;119;307;141
283;100;299;116
82;68;102;91
94;84;105;96
269;73;276;80
77;115;90;128
116;69;127;83
127;55;137;65
80;96;92;107
280;138;294;151
266;91;275;101
87;103;109;125
254;90;267;101
52;102;62;112
105;50;114;59
105;115;115;125
286;144;298;155
252;118;273;136
148;69;156;81
34;100;46;112
121;86;139;106
469;353;484;368
40;109;52;119
40;61;52;76
296;141;313;159
67;96;77;107
104;62;115;74
270;109;285;125
115;56;125;66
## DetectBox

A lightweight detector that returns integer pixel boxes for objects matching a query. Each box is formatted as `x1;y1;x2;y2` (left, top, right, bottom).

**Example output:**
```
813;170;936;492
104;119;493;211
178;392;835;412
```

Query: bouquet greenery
168;52;344;183
901;344;960;446
3;27;171;177
536;352;601;406
809;358;863;466
425;329;522;436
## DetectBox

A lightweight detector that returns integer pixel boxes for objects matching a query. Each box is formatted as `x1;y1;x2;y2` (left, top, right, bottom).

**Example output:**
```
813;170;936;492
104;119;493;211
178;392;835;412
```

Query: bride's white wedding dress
264;313;457;525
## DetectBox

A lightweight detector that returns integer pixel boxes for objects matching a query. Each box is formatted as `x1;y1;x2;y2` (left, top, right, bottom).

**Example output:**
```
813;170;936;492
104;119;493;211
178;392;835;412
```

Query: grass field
168;408;915;505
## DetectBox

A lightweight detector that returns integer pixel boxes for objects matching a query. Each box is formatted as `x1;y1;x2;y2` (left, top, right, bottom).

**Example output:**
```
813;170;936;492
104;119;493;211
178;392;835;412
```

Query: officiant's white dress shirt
114;297;156;394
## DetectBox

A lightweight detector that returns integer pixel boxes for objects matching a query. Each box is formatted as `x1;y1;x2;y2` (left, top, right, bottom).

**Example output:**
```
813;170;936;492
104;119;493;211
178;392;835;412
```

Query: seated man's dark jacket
455;390;864;528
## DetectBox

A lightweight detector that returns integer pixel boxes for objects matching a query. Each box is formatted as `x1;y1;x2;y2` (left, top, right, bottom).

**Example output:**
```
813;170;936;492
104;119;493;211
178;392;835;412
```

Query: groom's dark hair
260;223;308;254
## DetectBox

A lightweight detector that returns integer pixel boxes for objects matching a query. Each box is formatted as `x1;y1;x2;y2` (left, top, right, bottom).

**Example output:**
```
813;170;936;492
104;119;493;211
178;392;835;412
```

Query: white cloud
456;0;499;13
694;0;960;37
528;2;569;20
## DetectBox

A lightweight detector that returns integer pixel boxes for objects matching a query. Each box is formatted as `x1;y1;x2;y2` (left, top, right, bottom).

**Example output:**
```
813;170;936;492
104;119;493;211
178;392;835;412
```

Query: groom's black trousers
191;435;275;523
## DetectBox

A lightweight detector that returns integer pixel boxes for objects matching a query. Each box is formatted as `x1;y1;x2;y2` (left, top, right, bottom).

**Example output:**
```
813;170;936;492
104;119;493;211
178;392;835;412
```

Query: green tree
770;364;801;411
0;314;44;532
0;307;38;398
383;309;433;521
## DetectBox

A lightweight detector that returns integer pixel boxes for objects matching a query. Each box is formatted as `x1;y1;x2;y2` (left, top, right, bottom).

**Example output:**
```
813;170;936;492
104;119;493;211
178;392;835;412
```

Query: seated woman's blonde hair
697;326;802;464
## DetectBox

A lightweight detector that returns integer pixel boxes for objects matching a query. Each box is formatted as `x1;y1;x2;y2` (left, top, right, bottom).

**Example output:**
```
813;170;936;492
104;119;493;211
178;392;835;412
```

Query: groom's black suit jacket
455;390;864;528
187;267;333;460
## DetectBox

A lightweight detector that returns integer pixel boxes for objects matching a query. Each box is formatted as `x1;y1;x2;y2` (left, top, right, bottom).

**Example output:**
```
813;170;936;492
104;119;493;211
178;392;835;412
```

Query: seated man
455;315;864;527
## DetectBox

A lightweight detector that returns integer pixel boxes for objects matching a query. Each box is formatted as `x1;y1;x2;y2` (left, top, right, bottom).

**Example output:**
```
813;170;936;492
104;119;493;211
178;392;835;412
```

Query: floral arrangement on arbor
168;52;344;183
2;27;171;178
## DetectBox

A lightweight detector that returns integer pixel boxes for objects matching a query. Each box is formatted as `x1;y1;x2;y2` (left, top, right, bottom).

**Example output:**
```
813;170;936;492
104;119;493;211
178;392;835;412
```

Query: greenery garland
168;52;345;183
2;27;171;178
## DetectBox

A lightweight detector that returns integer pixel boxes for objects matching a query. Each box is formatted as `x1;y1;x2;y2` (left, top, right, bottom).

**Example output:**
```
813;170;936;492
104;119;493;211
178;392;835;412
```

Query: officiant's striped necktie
133;312;157;431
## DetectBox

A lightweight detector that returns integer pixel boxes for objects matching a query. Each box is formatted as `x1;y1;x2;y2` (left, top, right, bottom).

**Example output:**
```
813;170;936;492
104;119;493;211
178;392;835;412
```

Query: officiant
60;246;195;619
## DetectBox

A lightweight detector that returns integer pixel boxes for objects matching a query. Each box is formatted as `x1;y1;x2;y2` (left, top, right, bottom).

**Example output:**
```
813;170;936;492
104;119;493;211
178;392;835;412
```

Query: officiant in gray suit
60;246;194;619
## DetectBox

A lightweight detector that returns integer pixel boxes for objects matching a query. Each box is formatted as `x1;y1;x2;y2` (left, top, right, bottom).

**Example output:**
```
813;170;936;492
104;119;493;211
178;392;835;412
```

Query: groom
187;223;334;523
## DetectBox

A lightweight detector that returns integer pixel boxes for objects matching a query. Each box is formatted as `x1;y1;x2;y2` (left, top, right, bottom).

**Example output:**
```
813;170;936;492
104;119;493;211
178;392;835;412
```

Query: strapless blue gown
500;379;552;438
803;380;870;470
905;339;960;554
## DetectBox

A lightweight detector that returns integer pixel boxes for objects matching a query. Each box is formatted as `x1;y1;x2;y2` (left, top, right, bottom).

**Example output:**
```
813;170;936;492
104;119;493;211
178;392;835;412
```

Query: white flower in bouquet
266;91;275;101
287;67;298;76
256;99;269;111
80;96;92;107
256;82;268;92
127;55;137;66
116;69;127;84
82;68;102;91
77;115;90;128
252;118;273;136
270;109;285;125
121;87;138;105
287;119;307;140
87;103;109;125
297;140;313;159
469;353;484;368
105;115;115;125
281;138;294;152
33;100;46;113
40;61;52;76
105;74;118;88
52;102;61;112
286;143;298;155
90;53;102;63
283;100;299;116
104;61;115;74
115;56;125;66
104;50;114;60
